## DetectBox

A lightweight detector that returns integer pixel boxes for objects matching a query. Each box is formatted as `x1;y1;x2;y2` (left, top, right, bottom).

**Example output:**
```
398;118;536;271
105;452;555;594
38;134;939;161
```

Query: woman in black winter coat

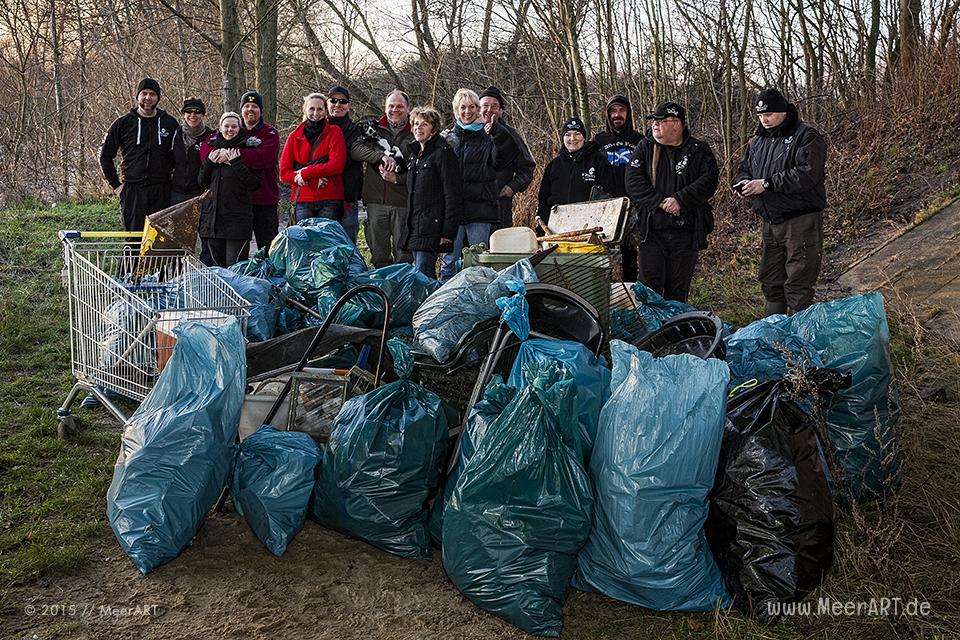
197;112;261;267
439;88;502;280
401;107;463;279
536;117;607;228
170;97;214;205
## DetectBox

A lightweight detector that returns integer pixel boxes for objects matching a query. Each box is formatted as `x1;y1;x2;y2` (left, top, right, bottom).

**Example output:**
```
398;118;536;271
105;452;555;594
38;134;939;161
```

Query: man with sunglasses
625;101;719;303
327;85;363;243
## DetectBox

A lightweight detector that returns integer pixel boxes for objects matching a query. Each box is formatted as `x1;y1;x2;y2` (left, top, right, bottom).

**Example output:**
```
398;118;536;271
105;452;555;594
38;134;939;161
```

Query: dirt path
4;512;541;640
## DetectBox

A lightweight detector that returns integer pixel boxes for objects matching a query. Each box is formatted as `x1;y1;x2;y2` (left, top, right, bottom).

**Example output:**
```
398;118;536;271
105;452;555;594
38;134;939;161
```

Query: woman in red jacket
280;93;348;224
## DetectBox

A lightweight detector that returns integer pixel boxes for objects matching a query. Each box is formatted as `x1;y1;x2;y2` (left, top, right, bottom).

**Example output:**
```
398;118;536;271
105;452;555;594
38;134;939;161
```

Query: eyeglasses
183;109;203;115
652;117;681;125
328;98;349;105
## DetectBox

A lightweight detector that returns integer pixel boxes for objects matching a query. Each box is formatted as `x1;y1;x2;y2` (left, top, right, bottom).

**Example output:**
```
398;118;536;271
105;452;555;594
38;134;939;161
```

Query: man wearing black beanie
479;86;536;229
734;88;827;315
98;77;178;231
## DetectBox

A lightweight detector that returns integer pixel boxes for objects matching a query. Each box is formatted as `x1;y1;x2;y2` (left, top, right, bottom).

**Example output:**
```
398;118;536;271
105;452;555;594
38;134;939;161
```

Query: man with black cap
170;96;213;205
479;86;536;229
327;85;363;243
734;88;827;315
235;90;280;256
99;77;179;231
593;93;644;280
625;101;719;303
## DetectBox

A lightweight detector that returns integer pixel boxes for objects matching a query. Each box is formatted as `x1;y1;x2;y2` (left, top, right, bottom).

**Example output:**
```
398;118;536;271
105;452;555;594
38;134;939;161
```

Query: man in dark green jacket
625;102;719;303
734;88;827;315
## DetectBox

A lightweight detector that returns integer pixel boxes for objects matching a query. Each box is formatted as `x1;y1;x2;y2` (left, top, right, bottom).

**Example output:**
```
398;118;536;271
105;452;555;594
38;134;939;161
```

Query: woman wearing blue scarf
439;88;504;280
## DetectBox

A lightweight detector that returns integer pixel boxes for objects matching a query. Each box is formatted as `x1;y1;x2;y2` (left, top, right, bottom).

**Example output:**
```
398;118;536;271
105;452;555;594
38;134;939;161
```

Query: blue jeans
341;201;359;244
440;223;492;280
413;250;438;279
295;200;343;223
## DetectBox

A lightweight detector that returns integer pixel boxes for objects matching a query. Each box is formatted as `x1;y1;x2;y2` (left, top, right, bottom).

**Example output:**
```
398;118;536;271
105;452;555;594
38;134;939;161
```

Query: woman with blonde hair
439;88;504;280
279;93;348;225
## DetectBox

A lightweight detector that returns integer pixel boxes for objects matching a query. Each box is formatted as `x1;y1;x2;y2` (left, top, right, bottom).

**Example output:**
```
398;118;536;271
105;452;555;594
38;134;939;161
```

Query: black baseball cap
645;101;686;123
328;85;350;100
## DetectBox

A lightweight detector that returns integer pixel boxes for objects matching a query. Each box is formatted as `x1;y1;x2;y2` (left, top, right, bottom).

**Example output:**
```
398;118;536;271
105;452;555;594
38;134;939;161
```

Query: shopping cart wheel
57;411;80;438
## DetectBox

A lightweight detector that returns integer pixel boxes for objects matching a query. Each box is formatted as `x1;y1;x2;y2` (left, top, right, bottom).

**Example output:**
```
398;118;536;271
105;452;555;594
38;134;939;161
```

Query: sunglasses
183;109;204;115
328;98;349;105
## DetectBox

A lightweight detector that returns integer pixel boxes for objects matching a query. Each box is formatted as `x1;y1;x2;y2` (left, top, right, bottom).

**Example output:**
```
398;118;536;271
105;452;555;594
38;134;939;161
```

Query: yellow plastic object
548;241;605;254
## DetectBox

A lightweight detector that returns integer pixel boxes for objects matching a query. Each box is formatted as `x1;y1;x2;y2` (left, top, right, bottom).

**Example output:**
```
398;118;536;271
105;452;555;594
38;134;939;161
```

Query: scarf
181;123;206;148
456;121;484;132
304;118;327;144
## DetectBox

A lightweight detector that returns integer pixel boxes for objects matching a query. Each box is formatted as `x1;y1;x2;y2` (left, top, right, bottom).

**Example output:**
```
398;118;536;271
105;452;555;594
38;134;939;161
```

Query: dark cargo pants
758;212;823;312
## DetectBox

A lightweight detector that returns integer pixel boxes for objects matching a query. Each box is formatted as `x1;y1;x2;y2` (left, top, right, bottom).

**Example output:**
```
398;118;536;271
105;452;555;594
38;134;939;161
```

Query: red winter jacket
279;120;347;203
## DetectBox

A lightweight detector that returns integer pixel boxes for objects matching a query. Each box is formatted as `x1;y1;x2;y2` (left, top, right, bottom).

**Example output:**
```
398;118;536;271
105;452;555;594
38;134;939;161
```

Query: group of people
99;78;826;315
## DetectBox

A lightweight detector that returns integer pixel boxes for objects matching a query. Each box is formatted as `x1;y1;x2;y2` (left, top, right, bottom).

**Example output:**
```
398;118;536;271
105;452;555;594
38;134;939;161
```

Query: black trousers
242;203;279;258
205;238;247;268
119;182;170;232
637;230;699;303
758;211;823;312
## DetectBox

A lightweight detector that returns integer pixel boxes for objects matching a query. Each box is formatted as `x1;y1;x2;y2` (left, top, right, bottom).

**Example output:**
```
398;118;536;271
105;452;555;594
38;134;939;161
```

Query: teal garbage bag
209;267;281;342
775;292;900;502
495;279;530;340
412;260;538;364
724;316;823;389
315;263;441;330
268;218;367;304
106;319;246;575
632;281;696;332
573;340;731;611
230;426;321;557
442;361;592;637
428;375;516;545
229;247;286;287
309;339;448;558
507;338;610;462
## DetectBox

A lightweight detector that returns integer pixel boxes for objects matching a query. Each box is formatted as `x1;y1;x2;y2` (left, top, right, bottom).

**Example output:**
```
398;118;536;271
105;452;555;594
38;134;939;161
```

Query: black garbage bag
706;379;835;620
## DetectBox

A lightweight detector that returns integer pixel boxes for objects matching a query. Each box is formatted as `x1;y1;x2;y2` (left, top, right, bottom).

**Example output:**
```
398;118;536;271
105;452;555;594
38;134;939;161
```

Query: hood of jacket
605;94;636;135
754;103;800;138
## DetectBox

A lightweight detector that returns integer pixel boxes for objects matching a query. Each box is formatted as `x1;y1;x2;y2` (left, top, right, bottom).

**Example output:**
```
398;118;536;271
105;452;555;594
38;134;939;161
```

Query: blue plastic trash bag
106;319;246;575
775;292;900;502
724;316;823;389
208;267;281;342
229;247;287;287
573;340;731;611
413;260;538;364
443;361;593;637
428;375;516;545
268;218;367;304
310;339;448;558
495;280;530;339
507;339;610;462
230;425;321;557
315;263;441;330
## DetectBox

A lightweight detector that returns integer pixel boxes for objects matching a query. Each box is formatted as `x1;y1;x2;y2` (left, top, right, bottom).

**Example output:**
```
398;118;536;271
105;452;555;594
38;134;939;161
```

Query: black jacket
329;114;364;202
536;141;607;223
734;106;827;223
402;135;463;252
489;119;535;196
171;125;214;196
625;129;719;250
444;124;501;224
99;108;179;189
591;96;644;198
197;134;262;240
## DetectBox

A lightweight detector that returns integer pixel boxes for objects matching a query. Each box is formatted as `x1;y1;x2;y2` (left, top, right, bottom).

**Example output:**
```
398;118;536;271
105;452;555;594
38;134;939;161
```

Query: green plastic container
463;246;612;327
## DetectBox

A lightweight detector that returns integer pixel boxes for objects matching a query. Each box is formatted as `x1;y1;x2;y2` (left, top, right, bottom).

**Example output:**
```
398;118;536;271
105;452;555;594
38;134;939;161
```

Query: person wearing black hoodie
327;85;363;243
592;94;644;280
625;102;719;303
734;88;827;315
99;78;179;231
197;112;261;267
170;97;214;205
537;117;607;226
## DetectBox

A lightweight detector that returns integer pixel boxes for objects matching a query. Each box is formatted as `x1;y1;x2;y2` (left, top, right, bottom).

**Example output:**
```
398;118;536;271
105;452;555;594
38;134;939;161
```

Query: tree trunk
898;0;922;72
49;0;67;193
255;0;278;123
220;0;245;111
480;0;494;54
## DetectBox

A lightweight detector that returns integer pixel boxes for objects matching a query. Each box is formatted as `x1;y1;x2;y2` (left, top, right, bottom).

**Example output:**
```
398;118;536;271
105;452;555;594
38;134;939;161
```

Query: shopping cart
56;230;251;435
